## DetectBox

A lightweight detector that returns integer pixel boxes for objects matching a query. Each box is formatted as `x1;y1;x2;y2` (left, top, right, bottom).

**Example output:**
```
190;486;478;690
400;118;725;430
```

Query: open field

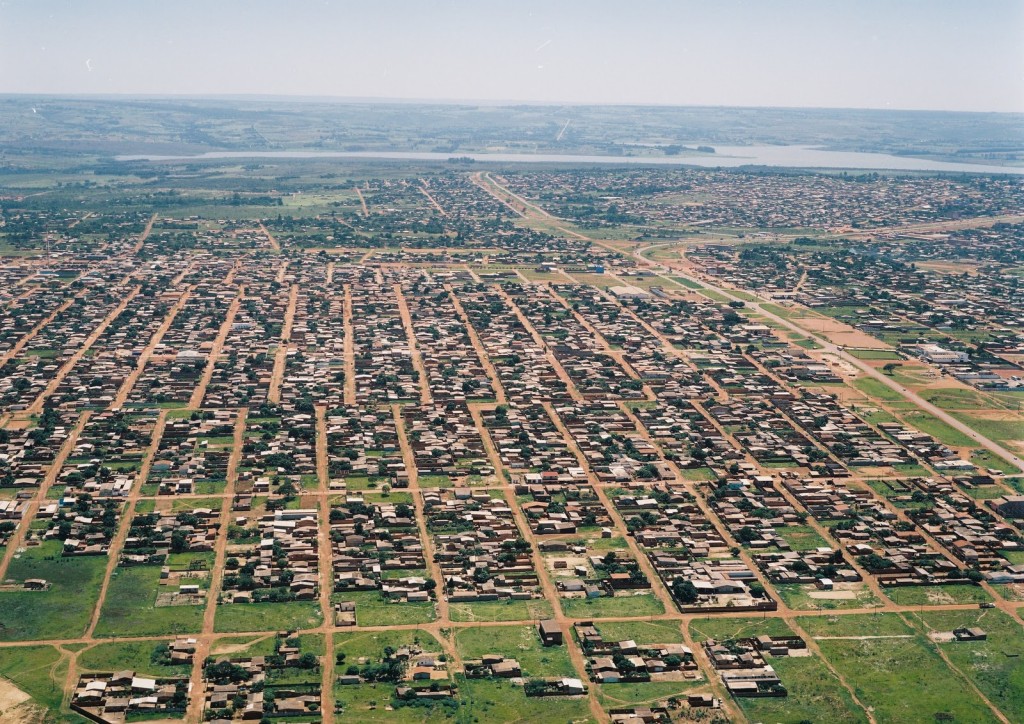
0;542;107;641
799;614;1001;724
456;625;576;678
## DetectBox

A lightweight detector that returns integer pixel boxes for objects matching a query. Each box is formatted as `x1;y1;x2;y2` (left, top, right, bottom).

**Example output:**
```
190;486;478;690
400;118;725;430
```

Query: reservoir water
116;145;1024;174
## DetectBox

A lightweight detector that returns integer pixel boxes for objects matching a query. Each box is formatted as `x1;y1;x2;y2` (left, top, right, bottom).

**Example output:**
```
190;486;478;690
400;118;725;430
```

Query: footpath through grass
799;613;1000;724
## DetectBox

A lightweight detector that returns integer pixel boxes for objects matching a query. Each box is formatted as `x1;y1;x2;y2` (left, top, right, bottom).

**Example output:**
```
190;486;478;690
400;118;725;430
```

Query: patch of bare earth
0;677;42;724
791;317;891;349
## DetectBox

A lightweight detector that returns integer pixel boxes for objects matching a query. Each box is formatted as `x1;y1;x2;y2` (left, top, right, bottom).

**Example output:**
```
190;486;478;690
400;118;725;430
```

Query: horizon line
0;92;1021;116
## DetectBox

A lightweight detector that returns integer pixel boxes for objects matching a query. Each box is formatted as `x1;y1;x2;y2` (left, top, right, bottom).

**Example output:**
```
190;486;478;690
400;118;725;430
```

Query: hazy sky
2;0;1023;112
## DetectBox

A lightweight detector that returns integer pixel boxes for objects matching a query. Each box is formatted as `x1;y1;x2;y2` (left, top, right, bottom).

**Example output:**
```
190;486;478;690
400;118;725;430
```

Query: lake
115;145;1024;174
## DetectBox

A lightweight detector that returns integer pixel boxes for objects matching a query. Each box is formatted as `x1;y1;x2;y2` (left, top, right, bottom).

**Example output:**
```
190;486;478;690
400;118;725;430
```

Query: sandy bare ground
791;316;892;349
257;222;281;252
916;260;983;276
808;590;858;600
0;703;45;724
418;180;448;217
0;678;30;716
131;212;158;255
355;186;369;216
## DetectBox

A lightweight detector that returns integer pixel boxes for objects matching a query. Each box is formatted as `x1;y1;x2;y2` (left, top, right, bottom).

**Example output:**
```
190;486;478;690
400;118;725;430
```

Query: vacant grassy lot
334;679;458;723
882;584;991;607
802;613;999;723
950;411;1024;448
95;564;205;637
745;652;868;724
853;376;904;402
897;410;976;448
776;525;830;551
335;628;443;662
559;592;664;619
677;466;718;481
970;449;1021;475
596;679;703;710
908;608;1024;722
0;645;68;717
921;387;999;411
0;541;107;641
456;676;594;724
214;600;322;633
848;349;901;361
775;583;882;611
456;625;576;678
690;615;796;642
336;590;436;626
448;598;553;623
593;620;684;645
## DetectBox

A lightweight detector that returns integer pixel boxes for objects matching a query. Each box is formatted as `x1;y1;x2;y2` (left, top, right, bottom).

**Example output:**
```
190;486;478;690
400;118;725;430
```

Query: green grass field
970;449;1021;475
214;600;322;633
801;613;1000;723
908;608;1024;722
558;593;664;619
0;541;107;641
0;645;75;720
741;652;868;724
847;349;902;361
336;590;437;626
882;584;992;607
595;679;703;710
897;410;977;447
950;412;1024;447
455;677;594;724
589;619;684;645
455;625;576;678
690;615;795;642
448;598;553;623
852;376;904;402
95;564;205;637
776;525;830;551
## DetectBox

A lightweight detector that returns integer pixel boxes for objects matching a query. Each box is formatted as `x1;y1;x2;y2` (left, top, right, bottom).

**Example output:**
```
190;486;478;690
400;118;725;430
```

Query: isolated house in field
539;619;563;646
953;627;987;641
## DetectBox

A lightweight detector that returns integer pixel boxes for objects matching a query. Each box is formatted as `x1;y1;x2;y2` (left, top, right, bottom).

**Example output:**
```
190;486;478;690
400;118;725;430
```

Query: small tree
672;578;699;604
